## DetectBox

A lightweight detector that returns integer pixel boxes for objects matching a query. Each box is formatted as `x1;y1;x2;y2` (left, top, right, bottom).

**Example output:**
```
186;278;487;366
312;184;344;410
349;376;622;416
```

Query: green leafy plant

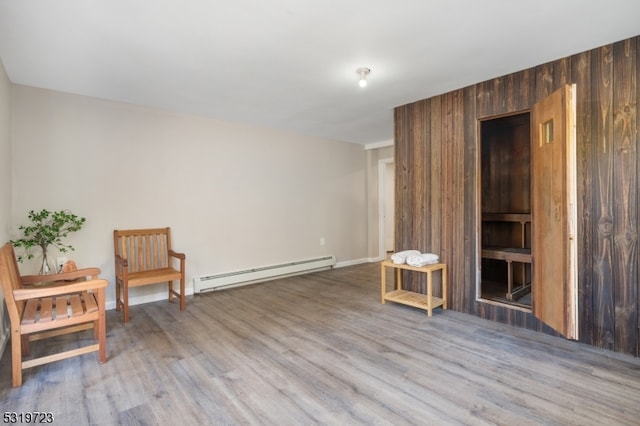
10;209;86;274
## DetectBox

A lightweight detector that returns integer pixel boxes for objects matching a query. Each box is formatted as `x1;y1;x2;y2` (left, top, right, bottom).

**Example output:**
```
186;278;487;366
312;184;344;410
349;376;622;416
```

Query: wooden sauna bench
380;260;447;317
481;213;532;300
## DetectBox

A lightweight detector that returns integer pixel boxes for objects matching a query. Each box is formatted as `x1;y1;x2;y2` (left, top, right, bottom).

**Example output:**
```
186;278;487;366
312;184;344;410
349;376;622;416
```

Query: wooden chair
113;227;186;322
0;243;108;387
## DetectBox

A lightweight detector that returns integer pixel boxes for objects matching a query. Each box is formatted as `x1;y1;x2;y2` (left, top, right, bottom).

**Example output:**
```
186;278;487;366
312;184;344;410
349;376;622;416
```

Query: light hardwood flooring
2;262;640;425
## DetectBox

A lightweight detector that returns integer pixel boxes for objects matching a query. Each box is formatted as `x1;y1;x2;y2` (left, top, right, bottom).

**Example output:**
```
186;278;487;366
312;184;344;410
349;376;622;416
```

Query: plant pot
39;250;54;275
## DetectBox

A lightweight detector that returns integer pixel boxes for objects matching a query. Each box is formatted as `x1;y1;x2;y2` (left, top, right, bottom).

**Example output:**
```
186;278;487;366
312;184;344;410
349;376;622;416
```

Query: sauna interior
480;111;532;308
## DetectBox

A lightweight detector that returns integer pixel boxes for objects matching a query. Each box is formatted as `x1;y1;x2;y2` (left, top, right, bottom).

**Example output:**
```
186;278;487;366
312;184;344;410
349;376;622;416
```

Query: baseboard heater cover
194;255;336;293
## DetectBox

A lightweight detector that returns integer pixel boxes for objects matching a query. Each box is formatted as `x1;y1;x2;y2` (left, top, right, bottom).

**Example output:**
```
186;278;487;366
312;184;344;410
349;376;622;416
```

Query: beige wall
9;85;369;309
0;59;11;352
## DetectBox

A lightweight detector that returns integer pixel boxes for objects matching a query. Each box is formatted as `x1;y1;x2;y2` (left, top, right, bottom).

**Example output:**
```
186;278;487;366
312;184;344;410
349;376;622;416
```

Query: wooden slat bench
481;213;532;301
481;247;532;300
113;227;186;322
0;243;108;387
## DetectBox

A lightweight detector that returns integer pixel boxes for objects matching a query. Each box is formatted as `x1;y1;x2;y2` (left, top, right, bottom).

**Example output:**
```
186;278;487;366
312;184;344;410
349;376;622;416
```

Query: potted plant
10;209;86;274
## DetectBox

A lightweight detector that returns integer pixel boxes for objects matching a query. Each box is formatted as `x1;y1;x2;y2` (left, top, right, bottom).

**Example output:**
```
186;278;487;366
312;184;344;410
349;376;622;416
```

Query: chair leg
11;328;22;387
115;279;121;312
168;281;174;303
180;278;185;311
97;288;107;363
123;285;130;323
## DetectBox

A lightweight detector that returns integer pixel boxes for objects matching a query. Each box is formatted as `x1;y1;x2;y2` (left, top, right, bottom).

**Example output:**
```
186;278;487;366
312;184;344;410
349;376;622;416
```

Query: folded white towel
390;250;421;264
406;253;439;267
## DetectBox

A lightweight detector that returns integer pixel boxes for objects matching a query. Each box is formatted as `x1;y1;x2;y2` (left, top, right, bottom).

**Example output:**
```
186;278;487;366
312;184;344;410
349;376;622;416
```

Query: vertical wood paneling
592;44;616;351
535;58;570;98
573;49;595;345
612;38;638;354
412;101;428;254
463;85;478;314
429;97;443;261
437;90;466;309
637;38;640;357
451;90;465;312
477;78;506;118
411;100;429;294
395;102;430;293
506;69;535;112
421;100;433;251
394;35;640;356
441;92;454;295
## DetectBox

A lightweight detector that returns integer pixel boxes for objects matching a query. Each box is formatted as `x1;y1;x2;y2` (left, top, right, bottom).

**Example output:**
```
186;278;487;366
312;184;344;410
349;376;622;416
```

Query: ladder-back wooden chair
0;243;108;387
113;227;186;322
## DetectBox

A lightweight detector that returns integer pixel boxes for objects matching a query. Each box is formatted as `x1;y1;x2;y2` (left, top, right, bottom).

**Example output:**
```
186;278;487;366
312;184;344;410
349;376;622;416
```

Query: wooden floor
2;262;640;425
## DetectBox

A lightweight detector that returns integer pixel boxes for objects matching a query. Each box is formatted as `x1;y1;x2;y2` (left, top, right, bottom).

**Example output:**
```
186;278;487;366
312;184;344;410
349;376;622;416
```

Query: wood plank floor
2;262;640;425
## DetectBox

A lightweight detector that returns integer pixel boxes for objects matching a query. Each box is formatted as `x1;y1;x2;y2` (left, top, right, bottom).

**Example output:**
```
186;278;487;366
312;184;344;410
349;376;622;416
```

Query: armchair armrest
21;268;102;286
114;253;128;268
13;278;108;301
168;249;185;260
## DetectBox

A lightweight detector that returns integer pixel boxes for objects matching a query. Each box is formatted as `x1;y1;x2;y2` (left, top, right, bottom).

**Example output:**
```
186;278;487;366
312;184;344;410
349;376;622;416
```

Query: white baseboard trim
335;258;370;268
106;286;195;311
105;258;380;310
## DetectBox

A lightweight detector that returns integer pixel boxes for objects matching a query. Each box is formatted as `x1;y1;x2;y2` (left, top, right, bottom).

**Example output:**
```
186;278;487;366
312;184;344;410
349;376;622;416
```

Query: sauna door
531;84;578;340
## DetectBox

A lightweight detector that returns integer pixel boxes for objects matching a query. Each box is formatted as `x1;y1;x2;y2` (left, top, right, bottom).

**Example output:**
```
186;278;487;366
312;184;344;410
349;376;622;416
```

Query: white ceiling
1;1;640;145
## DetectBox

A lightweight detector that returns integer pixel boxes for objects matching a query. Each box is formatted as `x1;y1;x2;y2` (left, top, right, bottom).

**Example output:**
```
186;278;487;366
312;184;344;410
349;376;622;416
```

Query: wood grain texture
592;43;616;351
572;48;595;348
612;38;638;354
394;35;640;356
2;263;640;425
429;97;443;278
462;85;478;315
637;36;640;359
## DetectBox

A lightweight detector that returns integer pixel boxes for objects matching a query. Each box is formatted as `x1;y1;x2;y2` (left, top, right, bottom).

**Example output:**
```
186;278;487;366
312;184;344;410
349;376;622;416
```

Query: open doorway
479;112;532;308
378;158;394;259
478;84;578;339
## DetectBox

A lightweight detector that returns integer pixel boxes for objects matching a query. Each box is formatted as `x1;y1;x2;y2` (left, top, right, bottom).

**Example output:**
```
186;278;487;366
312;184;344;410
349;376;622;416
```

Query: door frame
476;110;533;312
474;85;578;340
378;157;394;260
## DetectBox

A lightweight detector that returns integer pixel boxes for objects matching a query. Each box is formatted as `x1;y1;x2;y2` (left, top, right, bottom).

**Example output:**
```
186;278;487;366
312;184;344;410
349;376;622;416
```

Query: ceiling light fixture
357;67;370;88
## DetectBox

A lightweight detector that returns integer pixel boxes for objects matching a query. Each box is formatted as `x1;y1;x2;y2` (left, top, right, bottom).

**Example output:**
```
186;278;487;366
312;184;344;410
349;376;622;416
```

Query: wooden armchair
0;243;108;387
113;227;186;322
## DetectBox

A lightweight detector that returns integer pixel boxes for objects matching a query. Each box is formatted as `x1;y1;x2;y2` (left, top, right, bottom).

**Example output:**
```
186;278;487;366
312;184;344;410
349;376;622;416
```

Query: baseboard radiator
194;255;336;293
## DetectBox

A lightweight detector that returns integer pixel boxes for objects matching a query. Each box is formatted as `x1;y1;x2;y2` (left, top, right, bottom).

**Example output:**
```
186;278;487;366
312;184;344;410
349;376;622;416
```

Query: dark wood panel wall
394;36;639;356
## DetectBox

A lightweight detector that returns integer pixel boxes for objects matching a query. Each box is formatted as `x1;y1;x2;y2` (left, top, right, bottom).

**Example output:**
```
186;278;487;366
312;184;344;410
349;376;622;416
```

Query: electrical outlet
320;237;325;246
56;256;68;271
